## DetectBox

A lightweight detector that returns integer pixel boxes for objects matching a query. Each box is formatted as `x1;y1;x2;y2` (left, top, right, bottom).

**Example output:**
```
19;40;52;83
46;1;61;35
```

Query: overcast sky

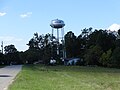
0;0;120;51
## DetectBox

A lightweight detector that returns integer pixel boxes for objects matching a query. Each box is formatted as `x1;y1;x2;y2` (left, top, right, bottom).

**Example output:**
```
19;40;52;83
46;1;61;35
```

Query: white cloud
108;24;120;31
0;12;6;16
0;36;22;42
20;12;32;18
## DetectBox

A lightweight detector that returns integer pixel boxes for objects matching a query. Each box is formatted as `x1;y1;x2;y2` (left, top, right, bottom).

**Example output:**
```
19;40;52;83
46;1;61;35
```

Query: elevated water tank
50;19;65;29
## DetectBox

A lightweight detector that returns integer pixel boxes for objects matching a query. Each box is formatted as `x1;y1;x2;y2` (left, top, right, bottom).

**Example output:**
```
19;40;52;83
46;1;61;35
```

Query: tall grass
9;65;120;90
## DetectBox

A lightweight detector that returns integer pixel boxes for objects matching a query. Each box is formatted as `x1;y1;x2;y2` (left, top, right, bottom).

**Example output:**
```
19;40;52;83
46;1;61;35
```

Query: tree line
0;28;120;68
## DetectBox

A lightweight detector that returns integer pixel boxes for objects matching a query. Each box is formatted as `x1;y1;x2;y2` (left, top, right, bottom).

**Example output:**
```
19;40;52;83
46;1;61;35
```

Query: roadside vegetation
9;65;120;90
0;65;5;68
0;66;4;68
0;28;120;68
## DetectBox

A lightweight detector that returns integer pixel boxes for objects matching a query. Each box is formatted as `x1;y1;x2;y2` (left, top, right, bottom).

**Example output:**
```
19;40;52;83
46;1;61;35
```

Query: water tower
50;19;65;58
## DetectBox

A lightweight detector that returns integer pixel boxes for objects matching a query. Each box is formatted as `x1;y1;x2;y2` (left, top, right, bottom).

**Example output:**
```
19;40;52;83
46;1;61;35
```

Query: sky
0;0;120;51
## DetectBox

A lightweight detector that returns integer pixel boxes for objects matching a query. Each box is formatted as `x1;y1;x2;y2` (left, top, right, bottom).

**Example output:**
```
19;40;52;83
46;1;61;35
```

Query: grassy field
9;65;120;90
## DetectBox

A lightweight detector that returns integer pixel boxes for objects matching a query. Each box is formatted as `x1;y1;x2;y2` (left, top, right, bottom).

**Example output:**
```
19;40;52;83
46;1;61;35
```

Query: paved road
0;65;22;90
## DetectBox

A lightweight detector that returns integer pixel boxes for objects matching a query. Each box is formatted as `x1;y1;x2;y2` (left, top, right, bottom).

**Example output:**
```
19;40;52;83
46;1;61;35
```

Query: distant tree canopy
4;44;17;54
88;30;116;51
26;33;62;64
64;29;119;67
0;28;120;67
3;45;21;65
65;31;77;58
84;45;103;65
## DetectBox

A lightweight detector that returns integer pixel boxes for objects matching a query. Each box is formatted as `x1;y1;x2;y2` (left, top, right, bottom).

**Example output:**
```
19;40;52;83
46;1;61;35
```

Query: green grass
9;65;120;90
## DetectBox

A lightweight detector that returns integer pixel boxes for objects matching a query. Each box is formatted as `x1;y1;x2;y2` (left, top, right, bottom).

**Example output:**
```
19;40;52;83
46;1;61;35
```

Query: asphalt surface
0;65;22;90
